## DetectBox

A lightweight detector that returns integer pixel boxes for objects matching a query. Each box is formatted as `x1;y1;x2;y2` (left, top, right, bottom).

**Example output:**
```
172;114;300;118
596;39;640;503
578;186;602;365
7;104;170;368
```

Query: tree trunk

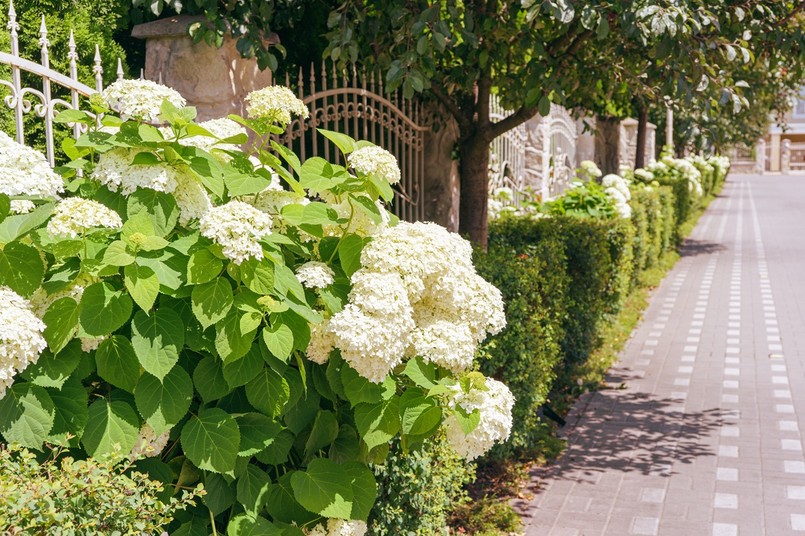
458;133;491;250
595;115;621;175
635;104;648;169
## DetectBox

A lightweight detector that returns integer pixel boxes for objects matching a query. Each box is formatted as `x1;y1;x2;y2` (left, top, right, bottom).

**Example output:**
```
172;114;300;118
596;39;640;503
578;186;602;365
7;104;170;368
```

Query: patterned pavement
517;174;805;536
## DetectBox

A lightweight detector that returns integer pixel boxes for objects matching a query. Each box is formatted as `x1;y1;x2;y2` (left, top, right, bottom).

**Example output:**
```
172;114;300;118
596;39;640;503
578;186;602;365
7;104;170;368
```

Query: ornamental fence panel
281;63;428;223
489;95;529;207
0;0;123;166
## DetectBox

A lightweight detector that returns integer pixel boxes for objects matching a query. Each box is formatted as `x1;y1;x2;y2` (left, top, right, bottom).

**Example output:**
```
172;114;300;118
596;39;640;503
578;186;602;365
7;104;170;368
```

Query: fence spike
297;66;304;98
68;30;78;65
93;44;103;91
116;58;124;80
7;0;18;35
310;63;316;95
38;15;50;66
321;62;327;92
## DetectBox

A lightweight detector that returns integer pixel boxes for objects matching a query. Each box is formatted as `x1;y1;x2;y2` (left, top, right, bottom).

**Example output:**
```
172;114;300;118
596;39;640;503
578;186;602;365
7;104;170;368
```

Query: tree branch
488;104;538;141
430;82;472;131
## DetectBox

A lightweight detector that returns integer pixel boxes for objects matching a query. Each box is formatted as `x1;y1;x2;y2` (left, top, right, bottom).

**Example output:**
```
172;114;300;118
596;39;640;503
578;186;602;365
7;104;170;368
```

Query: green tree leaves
181;408;241;474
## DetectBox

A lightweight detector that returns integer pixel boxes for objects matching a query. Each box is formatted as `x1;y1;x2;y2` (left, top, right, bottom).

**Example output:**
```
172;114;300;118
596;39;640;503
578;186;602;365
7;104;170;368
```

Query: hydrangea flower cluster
310;222;506;382
304;519;368;536
578;160;603;181
347;145;401;185
444;377;515;460
101;79;186;123
245;86;309;125
647;155;703;197
170;117;247;161
129;424;171;461
295;261;335;289
0;288;47;399
602;173;632;219
46;197;123;238
199;200;273;264
9;200;35;214
0;131;63;199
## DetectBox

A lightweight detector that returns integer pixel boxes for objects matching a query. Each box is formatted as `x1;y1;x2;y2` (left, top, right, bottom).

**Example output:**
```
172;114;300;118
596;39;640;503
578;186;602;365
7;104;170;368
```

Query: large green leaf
245;367;290;418
131;308;185;380
124;264;160;312
81;399;140;458
135;248;187;293
181;408;240;474
47;378;89;444
127;189;179;237
42;297;80;354
398;389;442;437
223;345;264;388
262;322;293;362
354;397;401;451
192;355;231;403
0;241;45;296
204;472;236;516
21;340;81;389
135;366;193;435
236;413;282;457
237;464;273;514
267;472;319;525
192;279;234;329
79;282;133;336
255;429;295;466
341;364;395;406
215;308;257;363
187;248;222;284
337;234;365;277
240;258;275;294
304;410;339;459
328;424;360;463
290;458;377;520
0;383;55;449
95;335;141;393
103;240;136;267
0;202;54;244
227;514;282;536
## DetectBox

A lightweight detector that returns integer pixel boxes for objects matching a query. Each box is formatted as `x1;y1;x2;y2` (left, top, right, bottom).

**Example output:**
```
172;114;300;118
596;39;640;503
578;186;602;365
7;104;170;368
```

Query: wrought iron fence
0;0;124;165
281;63;428;223
489;95;529;207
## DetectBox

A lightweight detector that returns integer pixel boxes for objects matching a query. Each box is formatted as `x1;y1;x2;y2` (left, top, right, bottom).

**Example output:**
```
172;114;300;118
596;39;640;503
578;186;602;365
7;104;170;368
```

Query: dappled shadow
513;367;725;514
679;238;727;258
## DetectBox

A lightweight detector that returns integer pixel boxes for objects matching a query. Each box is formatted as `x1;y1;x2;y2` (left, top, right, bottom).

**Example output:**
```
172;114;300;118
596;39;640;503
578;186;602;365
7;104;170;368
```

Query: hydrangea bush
0;80;514;534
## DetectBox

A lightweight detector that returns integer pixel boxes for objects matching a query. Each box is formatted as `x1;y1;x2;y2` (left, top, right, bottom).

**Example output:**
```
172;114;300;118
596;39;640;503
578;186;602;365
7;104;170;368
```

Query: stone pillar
541;115;552;200
423;109;460;231
756;138;766;175
770;133;781;172
132;16;277;121
665;105;673;150
782;139;792;174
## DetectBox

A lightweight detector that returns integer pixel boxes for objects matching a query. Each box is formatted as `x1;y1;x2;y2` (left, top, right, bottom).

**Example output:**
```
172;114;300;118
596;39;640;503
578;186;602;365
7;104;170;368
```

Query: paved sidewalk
517;174;805;536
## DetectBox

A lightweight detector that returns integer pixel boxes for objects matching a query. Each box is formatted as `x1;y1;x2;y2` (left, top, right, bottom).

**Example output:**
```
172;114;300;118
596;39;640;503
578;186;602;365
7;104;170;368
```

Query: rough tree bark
458;134;492;249
595;115;621;175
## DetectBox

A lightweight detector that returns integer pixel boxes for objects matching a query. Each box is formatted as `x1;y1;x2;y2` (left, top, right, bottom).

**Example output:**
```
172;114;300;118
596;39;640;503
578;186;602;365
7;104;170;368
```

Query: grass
452;188;723;535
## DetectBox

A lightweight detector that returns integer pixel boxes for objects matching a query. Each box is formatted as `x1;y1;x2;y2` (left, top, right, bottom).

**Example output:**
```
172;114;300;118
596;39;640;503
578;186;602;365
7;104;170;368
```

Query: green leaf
240;258;274;294
236;413;282;457
399;390;442;437
42;297;80;354
204;472;236;516
453;406;481;435
0;241;45;296
193;355;231;403
135;366;193;435
226;172;271;197
227;514;281;536
125;264;160;312
0;202;54;244
47;378;89;444
237;465;273;514
122;210;156;241
136;248;187;293
187;248;223;284
354;397;400;450
349;195;382;224
181;407;240;474
215;308;257;363
245;367;290;418
131;308;185;380
317;129;356;155
262;322;294;362
341;364;395;406
223;345;264;388
256;429;295;466
337;234;365;277
402;357;436;389
0;383;55;449
329;424;360;463
79;282;133;336
304;410;339;459
95;335;141;393
192;279;234;329
368;174;394;202
273;263;306;302
290;458;377;520
21;340;81;389
103;240;136;266
54;108;92;124
81;399;139;458
267;472;319;525
0;194;9;223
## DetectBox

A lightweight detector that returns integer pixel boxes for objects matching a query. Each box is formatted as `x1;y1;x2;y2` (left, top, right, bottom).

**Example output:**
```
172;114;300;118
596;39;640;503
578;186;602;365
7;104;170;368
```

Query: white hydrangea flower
444;377;515;460
0;131;63;198
173;117;246;160
634;168;654;182
29;283;86;319
101;79;186;123
245;86;309;125
601;174;631;201
9;200;35;214
304;519;368;536
307;319;336;365
0;287;47;399
578;160;602;180
173;175;212;225
296;261;335;289
347;270;411;316
245;188;310;217
328;304;414;383
46;197;123;238
322;195;390;238
409;318;477;372
347;145;401;185
92;149;181;195
199;200;273;264
80;336;105;353
129;424;171;461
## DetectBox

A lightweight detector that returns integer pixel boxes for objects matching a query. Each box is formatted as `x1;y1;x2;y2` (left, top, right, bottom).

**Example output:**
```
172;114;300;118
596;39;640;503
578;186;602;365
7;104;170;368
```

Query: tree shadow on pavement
514;367;725;512
679;238;727;258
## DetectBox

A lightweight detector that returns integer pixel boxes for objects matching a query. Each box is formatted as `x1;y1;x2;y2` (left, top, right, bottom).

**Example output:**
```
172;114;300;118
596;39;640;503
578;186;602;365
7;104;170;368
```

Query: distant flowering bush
577;160;603;181
602;173;633;219
0;81;514;534
101;79;185;122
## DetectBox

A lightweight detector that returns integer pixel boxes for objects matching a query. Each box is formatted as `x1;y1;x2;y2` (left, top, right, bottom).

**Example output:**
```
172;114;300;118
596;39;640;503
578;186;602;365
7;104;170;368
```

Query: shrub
0;443;200;535
369;434;473;535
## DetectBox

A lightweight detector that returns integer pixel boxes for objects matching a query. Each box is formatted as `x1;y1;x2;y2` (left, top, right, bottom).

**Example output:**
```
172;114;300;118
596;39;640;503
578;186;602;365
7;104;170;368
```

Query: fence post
781;139;791;175
755;138;766;175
